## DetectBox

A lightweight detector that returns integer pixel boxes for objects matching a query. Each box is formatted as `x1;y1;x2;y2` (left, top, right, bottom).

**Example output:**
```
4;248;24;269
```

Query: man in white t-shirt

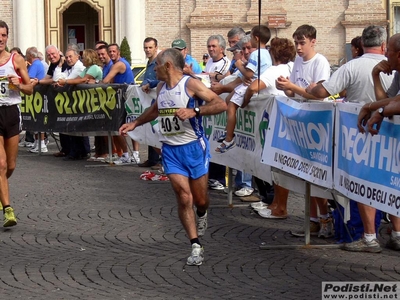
275;24;333;237
309;26;395;253
276;26;330;100
356;32;400;252
204;34;231;82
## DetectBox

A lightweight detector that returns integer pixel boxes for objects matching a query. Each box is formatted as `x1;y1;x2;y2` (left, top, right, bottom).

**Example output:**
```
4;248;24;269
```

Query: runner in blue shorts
162;137;210;179
120;48;226;266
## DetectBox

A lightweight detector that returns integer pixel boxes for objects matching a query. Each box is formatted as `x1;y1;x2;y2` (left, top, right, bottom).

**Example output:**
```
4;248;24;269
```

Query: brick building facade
0;0;393;65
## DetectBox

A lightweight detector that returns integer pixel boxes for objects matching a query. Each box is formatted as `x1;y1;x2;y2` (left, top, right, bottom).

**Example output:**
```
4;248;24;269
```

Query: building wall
143;0;196;52
0;0;390;65
144;0;387;65
1;0;14;49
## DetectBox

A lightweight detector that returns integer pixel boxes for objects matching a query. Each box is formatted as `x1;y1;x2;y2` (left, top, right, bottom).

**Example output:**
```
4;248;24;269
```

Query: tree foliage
120;36;131;65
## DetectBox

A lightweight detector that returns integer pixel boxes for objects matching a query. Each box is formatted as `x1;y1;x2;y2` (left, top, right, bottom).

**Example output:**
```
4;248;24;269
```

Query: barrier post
304;181;311;245
107;131;113;164
227;167;233;207
38;132;41;155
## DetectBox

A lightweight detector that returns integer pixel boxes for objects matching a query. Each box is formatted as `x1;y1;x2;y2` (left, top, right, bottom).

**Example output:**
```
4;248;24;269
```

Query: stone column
115;0;145;64
36;0;46;53
14;0;41;52
125;0;145;64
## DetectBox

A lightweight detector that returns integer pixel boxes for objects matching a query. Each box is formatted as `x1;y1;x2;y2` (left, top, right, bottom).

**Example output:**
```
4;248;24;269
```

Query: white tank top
0;53;22;105
157;76;204;145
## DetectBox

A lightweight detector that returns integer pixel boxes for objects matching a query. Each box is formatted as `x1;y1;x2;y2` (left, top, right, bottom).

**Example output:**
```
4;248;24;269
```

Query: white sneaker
209;181;225;190
196;211;208;237
131;151;141;164
114;156;132;165
104;153;119;163
186;243;204;266
27;141;38;151
18;141;30;147
30;145;48;153
318;217;334;238
235;187;254;197
251;201;268;209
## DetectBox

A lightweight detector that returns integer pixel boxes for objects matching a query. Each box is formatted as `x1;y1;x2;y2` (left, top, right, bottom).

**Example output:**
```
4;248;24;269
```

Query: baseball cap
227;40;243;52
171;39;187;50
203;53;209;59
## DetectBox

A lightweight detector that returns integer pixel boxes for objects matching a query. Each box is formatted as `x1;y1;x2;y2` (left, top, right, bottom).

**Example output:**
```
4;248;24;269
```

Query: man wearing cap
171;39;202;75
201;53;209;71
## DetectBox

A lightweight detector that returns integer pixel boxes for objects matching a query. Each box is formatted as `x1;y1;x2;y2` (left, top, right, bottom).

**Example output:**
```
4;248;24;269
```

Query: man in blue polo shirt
102;43;135;165
171;39;202;75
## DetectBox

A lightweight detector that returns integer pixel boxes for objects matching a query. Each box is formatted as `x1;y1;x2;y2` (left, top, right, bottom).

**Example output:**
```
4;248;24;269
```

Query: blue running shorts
162;137;210;180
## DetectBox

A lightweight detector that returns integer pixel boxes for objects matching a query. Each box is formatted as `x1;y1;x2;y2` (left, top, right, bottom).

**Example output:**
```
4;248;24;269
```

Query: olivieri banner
20;83;127;133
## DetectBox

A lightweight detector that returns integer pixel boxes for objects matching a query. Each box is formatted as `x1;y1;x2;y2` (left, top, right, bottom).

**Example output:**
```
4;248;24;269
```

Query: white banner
124;85;162;148
207;93;274;184
125;86;273;183
335;103;400;216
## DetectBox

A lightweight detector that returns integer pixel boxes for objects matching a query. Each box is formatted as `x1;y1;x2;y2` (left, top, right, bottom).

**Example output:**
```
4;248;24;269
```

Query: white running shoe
318;217;334;238
186;243;204;266
131;151;141;164
27;141;38;151
30;145;48;153
19;141;34;147
251;201;268;209
104;154;119;163
114;155;132;165
234;187;254;197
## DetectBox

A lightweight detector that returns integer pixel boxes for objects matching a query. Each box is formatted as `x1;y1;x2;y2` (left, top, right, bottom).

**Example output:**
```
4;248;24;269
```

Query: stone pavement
2;136;399;300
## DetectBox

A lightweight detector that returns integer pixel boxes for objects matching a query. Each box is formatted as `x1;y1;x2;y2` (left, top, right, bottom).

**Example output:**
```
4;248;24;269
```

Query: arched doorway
63;2;98;54
45;0;115;52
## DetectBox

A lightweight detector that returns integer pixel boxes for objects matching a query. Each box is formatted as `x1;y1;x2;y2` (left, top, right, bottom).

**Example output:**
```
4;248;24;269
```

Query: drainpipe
387;0;391;35
179;0;182;38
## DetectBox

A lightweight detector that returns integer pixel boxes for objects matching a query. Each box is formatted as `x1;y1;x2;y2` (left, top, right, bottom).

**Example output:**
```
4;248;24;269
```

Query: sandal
53;151;66;157
86;156;105;162
215;139;236;153
217;132;226;143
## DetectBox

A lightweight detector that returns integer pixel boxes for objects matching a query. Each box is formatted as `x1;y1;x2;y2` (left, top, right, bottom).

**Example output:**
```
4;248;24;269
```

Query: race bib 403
158;108;185;136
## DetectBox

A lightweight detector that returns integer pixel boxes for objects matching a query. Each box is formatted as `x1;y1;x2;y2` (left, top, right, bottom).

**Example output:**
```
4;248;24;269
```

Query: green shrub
120;36;131;65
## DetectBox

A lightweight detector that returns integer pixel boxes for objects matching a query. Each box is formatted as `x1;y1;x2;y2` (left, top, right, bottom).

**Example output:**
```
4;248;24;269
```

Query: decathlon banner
335;103;400;216
124;85;162;148
20;84;128;133
262;96;334;189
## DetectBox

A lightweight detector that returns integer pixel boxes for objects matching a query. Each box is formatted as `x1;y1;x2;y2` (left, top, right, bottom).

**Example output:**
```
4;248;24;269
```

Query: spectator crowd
5;20;400;265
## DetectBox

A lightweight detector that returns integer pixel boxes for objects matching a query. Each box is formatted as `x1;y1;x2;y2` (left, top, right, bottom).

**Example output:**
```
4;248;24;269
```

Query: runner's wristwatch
194;107;200;117
378;107;385;117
